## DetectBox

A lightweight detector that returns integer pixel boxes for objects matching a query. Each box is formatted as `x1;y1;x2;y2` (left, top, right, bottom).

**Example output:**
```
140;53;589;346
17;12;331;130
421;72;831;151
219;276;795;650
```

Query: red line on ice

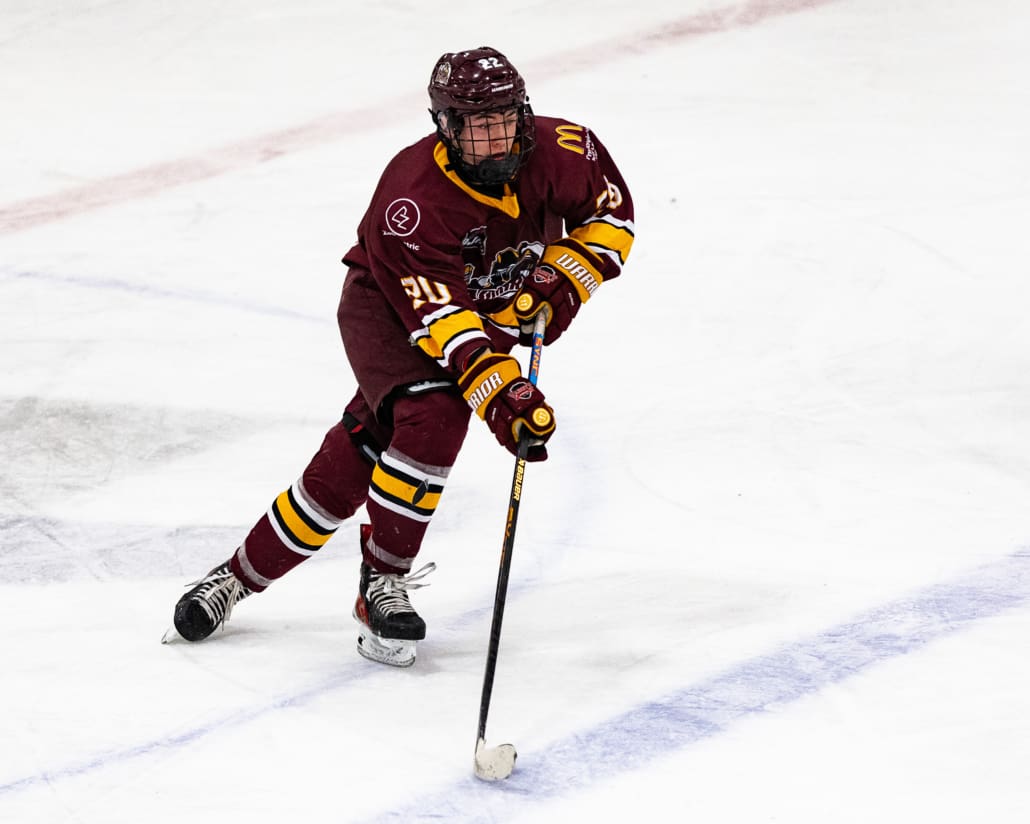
0;0;838;235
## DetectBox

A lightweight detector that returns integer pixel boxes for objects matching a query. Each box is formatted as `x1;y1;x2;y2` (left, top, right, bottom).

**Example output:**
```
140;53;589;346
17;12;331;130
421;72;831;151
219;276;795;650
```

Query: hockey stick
473;309;548;782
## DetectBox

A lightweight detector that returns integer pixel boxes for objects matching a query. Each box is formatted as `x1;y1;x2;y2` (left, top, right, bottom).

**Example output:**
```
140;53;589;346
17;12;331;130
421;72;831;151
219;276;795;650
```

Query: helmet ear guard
431;109;461;143
427;47;536;186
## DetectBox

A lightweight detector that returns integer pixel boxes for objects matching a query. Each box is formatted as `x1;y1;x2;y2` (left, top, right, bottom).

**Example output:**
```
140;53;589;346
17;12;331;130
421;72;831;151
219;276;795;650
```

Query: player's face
456;108;519;164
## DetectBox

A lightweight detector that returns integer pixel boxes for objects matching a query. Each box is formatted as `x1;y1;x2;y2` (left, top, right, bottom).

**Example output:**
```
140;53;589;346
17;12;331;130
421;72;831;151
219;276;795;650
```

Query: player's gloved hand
458;351;555;461
513;267;580;346
512;241;603;345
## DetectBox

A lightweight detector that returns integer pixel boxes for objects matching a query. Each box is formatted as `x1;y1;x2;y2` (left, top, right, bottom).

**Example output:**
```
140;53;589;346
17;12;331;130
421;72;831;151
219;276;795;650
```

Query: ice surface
3;1;1030;821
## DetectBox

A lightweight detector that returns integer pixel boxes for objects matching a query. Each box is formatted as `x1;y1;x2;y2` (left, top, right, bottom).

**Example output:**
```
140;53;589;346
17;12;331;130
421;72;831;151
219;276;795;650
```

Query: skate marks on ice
2;544;1026;811
367;549;1030;822
0;265;327;324
0;664;375;800
0;396;260;581
0;515;248;584
0;395;254;499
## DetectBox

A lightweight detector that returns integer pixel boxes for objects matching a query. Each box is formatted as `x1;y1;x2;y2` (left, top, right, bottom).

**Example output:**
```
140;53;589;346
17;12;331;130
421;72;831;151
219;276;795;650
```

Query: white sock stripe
293;478;343;530
367;488;434;522
235;542;275;588
380;448;451;486
366;535;414;571
266;505;320;556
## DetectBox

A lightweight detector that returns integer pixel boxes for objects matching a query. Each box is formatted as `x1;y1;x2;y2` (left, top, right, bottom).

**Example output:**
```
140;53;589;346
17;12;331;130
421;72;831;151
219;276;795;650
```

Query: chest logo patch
385;198;421;237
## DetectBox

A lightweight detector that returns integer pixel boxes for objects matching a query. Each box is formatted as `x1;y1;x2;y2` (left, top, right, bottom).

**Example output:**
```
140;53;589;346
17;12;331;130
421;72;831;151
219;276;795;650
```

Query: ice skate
353;535;436;667
163;560;253;643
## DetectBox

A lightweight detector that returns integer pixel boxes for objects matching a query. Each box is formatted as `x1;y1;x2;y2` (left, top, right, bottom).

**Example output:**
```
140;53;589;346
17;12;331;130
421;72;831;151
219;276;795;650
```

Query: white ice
3;1;1030;821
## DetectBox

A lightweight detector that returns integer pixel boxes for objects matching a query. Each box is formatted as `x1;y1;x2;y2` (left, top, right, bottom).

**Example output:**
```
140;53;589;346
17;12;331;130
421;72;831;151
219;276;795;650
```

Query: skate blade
355;626;417;667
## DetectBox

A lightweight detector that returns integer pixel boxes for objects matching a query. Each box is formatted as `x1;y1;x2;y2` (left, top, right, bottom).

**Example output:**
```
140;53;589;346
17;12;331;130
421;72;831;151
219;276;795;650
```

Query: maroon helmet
428;47;536;186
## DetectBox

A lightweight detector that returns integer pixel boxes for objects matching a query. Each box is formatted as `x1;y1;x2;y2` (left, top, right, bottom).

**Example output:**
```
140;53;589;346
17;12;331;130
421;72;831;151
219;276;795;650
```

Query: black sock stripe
285;486;335;537
271;499;325;552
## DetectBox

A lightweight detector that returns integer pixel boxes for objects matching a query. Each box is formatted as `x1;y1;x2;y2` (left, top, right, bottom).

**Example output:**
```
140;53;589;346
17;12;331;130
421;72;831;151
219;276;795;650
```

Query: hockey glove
513;241;604;345
458;351;555;461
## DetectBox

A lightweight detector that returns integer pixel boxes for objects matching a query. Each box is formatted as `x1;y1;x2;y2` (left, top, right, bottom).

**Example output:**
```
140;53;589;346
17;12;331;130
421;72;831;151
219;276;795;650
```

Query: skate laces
367;562;436;616
186;563;251;628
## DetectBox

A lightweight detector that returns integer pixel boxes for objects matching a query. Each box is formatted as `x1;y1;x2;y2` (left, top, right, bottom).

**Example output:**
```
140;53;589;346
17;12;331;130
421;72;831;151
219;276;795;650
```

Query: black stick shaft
476;312;547;743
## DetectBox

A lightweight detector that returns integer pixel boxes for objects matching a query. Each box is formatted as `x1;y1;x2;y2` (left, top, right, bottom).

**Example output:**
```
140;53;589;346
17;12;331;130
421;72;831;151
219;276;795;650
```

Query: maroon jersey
342;115;634;376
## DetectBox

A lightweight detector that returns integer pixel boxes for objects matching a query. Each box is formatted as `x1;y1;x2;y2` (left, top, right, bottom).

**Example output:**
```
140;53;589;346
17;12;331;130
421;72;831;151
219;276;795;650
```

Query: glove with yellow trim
458;351;556;461
513;240;603;345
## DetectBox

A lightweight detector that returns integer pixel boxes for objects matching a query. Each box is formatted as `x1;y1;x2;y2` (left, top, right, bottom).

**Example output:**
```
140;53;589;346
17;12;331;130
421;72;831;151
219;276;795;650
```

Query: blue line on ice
368;549;1030;822
0;666;370;797
2;550;1028;811
2;267;326;323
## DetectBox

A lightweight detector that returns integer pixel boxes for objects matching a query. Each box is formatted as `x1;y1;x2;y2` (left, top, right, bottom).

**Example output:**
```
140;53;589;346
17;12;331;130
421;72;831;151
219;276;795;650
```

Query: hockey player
167;46;635;666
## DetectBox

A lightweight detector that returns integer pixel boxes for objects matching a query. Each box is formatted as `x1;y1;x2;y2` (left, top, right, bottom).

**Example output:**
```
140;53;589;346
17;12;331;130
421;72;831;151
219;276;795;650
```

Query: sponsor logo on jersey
555;125;598;161
556;125;584;155
385;198;421;237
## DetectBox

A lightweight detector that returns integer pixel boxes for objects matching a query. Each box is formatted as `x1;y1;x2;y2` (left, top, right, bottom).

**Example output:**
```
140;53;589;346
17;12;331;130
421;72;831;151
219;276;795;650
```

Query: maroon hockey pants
230;389;471;591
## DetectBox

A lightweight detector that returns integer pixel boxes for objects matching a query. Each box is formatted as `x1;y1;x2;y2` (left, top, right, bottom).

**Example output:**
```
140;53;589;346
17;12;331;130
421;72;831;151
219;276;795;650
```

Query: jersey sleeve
537;120;636;289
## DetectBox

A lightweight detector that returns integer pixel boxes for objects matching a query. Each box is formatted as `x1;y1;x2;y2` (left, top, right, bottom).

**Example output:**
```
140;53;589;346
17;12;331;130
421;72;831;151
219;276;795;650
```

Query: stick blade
473;737;517;781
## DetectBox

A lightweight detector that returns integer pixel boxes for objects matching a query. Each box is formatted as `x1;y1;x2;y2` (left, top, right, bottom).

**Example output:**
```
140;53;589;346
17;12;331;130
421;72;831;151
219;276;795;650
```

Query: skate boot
353;529;435;667
166;560;253;642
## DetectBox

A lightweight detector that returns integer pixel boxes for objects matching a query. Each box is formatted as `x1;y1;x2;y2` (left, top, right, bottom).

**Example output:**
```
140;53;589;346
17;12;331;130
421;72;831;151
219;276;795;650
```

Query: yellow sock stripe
369;463;443;516
541;241;604;303
568;220;634;265
459;353;523;419
271;488;336;550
